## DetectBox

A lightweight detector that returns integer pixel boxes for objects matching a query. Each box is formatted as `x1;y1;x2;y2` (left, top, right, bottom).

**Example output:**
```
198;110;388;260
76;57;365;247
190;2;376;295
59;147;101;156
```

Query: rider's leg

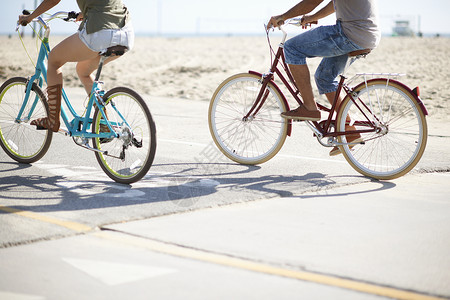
76;56;119;94
31;33;98;131
77;55;120;142
281;63;321;121
76;22;134;94
47;33;99;89
324;84;362;156
288;64;318;111
282;22;365;121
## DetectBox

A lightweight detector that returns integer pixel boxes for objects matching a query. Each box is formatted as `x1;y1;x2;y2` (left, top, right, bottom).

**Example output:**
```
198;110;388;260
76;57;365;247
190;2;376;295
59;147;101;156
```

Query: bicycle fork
243;74;273;121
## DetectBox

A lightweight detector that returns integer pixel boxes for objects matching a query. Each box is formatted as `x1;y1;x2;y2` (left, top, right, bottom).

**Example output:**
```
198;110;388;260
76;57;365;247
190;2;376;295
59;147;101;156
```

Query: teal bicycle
0;11;156;184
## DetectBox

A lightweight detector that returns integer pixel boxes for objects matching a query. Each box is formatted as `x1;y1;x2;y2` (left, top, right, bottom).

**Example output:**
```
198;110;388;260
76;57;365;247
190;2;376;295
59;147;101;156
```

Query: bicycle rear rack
346;73;405;87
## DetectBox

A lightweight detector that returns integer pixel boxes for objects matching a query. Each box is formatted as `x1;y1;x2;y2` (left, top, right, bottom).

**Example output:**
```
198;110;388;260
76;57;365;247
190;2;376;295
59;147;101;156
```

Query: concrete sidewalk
103;171;450;299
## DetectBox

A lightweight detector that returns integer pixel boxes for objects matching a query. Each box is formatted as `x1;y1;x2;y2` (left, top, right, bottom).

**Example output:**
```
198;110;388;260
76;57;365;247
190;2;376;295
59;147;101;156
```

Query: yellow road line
96;230;446;300
0;205;92;232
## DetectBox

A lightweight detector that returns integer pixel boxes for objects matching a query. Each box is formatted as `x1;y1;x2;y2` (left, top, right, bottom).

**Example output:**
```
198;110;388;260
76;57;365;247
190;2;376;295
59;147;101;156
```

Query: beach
1;34;449;120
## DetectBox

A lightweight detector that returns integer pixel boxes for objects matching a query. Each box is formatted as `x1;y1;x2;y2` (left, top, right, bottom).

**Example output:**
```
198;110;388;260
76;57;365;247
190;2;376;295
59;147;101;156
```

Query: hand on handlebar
266;15;318;31
266;15;285;30
18;14;32;26
76;12;83;22
300;15;318;29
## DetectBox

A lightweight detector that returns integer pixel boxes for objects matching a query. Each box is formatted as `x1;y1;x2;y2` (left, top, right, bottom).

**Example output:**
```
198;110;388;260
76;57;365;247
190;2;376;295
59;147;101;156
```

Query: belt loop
336;20;342;34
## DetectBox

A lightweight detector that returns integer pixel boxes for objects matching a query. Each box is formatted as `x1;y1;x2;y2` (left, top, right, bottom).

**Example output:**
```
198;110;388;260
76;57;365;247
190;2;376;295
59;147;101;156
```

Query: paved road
1;89;449;299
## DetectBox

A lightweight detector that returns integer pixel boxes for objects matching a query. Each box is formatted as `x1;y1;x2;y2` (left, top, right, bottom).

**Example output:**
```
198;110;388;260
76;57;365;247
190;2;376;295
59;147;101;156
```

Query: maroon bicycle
208;19;428;180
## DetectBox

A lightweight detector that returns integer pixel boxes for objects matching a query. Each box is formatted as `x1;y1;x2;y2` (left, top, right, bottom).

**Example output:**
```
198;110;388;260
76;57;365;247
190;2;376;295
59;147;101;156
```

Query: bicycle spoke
337;79;427;179
92;87;156;184
0;78;52;163
209;74;288;164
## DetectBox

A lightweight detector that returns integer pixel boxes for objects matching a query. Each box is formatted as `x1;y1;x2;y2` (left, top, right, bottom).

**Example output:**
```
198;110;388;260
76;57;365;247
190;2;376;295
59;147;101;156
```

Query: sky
1;0;449;36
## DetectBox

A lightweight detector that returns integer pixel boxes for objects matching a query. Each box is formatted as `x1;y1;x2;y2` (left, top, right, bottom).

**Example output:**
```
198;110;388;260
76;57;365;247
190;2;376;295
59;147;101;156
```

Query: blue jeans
284;21;363;94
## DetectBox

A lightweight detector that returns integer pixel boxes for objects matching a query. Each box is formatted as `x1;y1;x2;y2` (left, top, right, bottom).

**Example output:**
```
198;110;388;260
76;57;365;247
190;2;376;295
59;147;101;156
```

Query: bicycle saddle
348;49;371;57
101;45;128;57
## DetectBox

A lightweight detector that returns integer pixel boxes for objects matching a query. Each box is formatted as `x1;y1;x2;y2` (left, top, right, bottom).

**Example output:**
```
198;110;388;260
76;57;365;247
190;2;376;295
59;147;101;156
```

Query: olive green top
77;0;130;34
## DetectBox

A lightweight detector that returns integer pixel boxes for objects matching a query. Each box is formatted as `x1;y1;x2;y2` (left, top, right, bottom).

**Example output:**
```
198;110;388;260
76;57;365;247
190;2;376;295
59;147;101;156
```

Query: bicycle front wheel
336;79;427;180
208;73;288;165
0;77;52;163
92;87;156;184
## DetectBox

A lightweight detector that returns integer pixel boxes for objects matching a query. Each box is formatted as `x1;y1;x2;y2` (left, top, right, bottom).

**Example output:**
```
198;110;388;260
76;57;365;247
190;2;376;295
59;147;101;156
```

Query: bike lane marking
0;205;92;233
159;138;346;164
95;230;446;300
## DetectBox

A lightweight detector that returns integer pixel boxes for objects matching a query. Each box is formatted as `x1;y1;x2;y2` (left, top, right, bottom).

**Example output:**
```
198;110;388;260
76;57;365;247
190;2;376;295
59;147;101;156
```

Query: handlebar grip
64;11;79;21
19;10;32;26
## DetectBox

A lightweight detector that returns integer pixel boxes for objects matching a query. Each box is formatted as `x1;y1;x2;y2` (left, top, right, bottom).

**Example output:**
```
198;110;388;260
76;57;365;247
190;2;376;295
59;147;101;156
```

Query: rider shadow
294;178;397;199
0;161;33;173
160;162;398;201
0;174;217;212
147;162;360;201
0;161;397;214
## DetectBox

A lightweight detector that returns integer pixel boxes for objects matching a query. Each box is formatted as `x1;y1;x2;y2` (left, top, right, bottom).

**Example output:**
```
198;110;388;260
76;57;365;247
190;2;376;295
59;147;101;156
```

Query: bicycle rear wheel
0;77;52;163
336;79;427;180
208;73;288;165
92;87;156;184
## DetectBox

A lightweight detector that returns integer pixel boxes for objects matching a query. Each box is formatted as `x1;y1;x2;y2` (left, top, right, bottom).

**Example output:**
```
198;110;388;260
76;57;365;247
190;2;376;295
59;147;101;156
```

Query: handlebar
270;18;318;44
17;10;79;32
286;17;318;27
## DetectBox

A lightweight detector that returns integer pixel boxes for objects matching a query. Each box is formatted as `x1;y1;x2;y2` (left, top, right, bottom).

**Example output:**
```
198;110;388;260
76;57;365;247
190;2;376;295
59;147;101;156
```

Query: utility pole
157;0;162;35
32;0;38;38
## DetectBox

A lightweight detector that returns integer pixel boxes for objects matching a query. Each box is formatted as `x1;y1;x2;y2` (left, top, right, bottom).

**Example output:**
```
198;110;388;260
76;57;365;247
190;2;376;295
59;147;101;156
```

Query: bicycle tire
0;77;52;163
336;79;427;180
92;87;156;184
208;73;288;165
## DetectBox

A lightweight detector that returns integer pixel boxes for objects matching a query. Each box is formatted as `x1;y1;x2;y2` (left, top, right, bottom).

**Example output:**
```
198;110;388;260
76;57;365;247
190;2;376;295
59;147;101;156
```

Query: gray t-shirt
334;0;381;49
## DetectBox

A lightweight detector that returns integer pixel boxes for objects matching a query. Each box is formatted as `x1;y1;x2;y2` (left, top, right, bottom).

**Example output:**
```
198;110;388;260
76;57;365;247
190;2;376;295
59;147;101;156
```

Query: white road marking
62;258;177;286
0;291;44;300
158;138;347;163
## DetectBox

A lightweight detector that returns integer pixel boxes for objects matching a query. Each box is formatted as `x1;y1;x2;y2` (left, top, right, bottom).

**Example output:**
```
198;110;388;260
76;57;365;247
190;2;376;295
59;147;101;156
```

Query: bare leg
325;91;351;123
326;91;362;156
289;64;318;111
47;33;99;87
77;56;119;94
281;64;321;121
32;33;99;131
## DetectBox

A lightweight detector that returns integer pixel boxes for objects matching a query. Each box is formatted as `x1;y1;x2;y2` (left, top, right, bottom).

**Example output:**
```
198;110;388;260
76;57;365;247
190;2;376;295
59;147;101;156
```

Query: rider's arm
302;0;335;25
18;0;61;25
267;0;325;29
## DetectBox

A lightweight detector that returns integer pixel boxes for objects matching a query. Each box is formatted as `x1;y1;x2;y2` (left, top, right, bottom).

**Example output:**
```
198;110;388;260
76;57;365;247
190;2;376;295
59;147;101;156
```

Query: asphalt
0;90;449;300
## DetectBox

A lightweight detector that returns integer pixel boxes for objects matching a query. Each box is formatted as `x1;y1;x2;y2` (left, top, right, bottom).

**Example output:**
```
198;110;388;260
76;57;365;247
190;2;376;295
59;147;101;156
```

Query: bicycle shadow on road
0;161;397;215
0;161;33;173
146;162;397;203
294;179;397;200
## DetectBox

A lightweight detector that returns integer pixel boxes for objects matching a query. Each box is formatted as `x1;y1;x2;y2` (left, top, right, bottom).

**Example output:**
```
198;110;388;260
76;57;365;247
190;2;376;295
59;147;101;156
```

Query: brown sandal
329;125;363;156
31;84;62;132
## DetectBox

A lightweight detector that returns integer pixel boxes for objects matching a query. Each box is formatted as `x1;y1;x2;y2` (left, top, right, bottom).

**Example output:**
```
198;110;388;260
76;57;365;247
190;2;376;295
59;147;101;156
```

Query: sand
1;33;449;121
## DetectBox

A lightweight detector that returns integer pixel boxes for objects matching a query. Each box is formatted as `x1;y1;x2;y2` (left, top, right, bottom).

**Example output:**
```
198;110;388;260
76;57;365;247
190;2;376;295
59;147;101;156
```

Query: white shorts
78;22;134;53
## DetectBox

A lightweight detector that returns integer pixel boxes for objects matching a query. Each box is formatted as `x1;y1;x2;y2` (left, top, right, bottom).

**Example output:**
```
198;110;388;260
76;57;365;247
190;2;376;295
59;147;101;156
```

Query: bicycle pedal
100;137;114;144
35;125;46;130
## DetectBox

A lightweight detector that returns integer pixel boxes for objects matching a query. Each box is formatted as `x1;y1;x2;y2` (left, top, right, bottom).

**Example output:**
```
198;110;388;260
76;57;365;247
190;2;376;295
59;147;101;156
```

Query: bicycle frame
17;15;116;141
245;26;380;142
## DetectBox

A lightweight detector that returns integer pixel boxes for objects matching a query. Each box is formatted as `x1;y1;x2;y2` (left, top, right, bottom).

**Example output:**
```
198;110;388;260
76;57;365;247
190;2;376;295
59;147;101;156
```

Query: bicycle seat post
94;56;107;82
342;49;371;76
94;46;128;82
